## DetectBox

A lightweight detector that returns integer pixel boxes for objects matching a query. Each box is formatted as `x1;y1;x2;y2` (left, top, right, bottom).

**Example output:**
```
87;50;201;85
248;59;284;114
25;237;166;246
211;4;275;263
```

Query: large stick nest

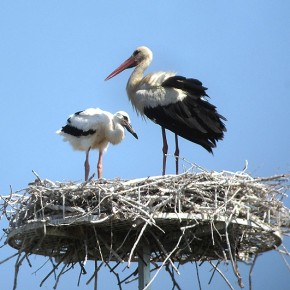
1;167;290;289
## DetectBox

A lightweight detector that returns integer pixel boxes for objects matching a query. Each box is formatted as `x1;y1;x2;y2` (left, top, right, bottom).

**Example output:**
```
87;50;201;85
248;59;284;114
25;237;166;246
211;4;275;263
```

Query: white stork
105;46;226;175
57;108;138;180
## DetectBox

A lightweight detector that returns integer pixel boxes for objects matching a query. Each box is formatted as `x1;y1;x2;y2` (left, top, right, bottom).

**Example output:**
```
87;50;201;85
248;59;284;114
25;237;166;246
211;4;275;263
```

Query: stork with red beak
105;46;226;175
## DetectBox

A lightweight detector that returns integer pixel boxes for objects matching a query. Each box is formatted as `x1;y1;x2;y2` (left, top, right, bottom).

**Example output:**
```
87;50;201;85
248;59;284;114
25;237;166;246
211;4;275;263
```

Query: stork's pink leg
84;147;91;181
97;150;103;179
162;127;168;175
174;133;179;175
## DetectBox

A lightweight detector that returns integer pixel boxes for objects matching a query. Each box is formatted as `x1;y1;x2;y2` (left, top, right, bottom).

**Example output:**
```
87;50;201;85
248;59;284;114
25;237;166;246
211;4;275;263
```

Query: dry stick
143;229;186;290
110;257;125;272
104;261;123;290
120;266;139;285
208;260;221;285
53;263;67;290
115;227;133;252
1;185;13;220
128;221;149;267
208;261;234;290
194;261;202;290
80;173;96;188
77;264;84;287
83;239;88;265
124;264;162;285
165;264;182;290
38;190;46;238
32;257;51;275
13;251;27;290
40;254;68;287
12;235;35;290
62;192;65;219
249;254;258;290
0;252;19;265
98;235;124;263
86;261;104;286
94;260;98;290
120;174;177;192
50;257;59;282
214;239;228;262
118;197;155;224
275;240;290;271
93;227;104;262
224;222;244;288
151;195;174;212
136;214;165;234
25;254;32;268
61;262;75;275
278;243;290;257
109;218;114;262
32;170;41;182
280;252;290;272
150;231;180;274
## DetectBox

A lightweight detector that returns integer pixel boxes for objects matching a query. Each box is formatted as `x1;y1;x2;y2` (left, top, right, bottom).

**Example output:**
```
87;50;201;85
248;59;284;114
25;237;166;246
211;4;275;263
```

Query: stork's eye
133;49;140;56
123;115;128;122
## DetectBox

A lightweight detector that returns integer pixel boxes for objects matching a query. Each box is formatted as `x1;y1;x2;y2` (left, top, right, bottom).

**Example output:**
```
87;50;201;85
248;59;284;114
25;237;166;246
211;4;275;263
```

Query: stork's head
115;111;138;139
105;46;153;81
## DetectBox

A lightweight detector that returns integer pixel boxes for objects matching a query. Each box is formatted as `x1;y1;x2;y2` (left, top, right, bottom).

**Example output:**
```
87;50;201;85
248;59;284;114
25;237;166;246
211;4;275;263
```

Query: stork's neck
107;121;125;145
126;66;143;95
126;59;150;101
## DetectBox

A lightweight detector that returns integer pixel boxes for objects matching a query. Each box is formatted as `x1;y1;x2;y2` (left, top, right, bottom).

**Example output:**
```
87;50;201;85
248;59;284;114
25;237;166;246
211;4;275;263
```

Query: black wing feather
61;125;96;137
162;75;209;97
144;78;226;152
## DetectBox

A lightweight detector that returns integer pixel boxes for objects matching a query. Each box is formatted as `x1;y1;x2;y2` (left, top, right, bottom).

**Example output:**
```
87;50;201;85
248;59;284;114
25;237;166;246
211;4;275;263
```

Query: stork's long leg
97;150;103;179
162;127;168;175
84;147;91;181
174;133;179;175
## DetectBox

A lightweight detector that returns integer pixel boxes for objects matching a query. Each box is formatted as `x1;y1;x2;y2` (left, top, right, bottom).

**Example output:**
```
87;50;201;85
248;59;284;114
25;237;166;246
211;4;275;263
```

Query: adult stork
57;108;138;180
105;46;226;175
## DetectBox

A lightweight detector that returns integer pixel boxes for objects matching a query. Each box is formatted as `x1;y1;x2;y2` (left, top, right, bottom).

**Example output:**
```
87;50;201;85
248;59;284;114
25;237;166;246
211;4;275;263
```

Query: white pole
138;244;151;290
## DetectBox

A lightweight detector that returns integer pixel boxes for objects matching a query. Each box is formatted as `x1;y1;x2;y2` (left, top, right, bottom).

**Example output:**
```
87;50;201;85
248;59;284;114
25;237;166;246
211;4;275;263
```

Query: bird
105;46;226;175
57;108;138;180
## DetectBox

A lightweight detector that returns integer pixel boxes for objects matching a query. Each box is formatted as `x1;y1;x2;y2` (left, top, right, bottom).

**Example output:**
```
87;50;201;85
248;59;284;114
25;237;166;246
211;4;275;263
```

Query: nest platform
2;169;290;289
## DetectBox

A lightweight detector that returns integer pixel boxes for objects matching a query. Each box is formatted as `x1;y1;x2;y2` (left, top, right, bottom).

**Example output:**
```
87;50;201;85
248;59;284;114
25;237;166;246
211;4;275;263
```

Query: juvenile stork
105;46;226;175
57;108;138;180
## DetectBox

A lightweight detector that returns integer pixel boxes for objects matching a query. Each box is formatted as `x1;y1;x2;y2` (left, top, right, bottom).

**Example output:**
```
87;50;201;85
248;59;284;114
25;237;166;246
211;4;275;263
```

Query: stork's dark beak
124;121;138;139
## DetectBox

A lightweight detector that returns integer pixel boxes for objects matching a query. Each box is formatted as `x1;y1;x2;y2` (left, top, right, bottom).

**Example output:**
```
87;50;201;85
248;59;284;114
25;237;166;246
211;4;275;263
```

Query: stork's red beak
105;56;138;81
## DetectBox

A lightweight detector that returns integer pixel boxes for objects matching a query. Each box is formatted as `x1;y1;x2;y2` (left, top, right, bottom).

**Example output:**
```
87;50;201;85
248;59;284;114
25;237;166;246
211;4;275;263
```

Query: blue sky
0;1;290;289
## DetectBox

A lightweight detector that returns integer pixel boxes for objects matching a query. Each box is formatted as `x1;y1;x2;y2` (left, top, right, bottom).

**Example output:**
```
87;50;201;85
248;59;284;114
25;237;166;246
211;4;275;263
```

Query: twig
165;264;182;290
0;252;18;265
104;261;123;290
208;261;235;290
195;261;202;290
39;254;68;287
128;221;150;267
225;223;244;288
249;254;258;290
150;230;180;274
53;263;67;289
143;229;186;290
98;235;124;263
13;251;27;290
32;170;41;182
86;261;103;286
208;260;221;285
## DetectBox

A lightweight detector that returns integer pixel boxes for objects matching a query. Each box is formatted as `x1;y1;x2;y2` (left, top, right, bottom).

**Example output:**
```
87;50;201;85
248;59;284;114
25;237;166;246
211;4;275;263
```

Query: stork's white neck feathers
107;116;125;145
